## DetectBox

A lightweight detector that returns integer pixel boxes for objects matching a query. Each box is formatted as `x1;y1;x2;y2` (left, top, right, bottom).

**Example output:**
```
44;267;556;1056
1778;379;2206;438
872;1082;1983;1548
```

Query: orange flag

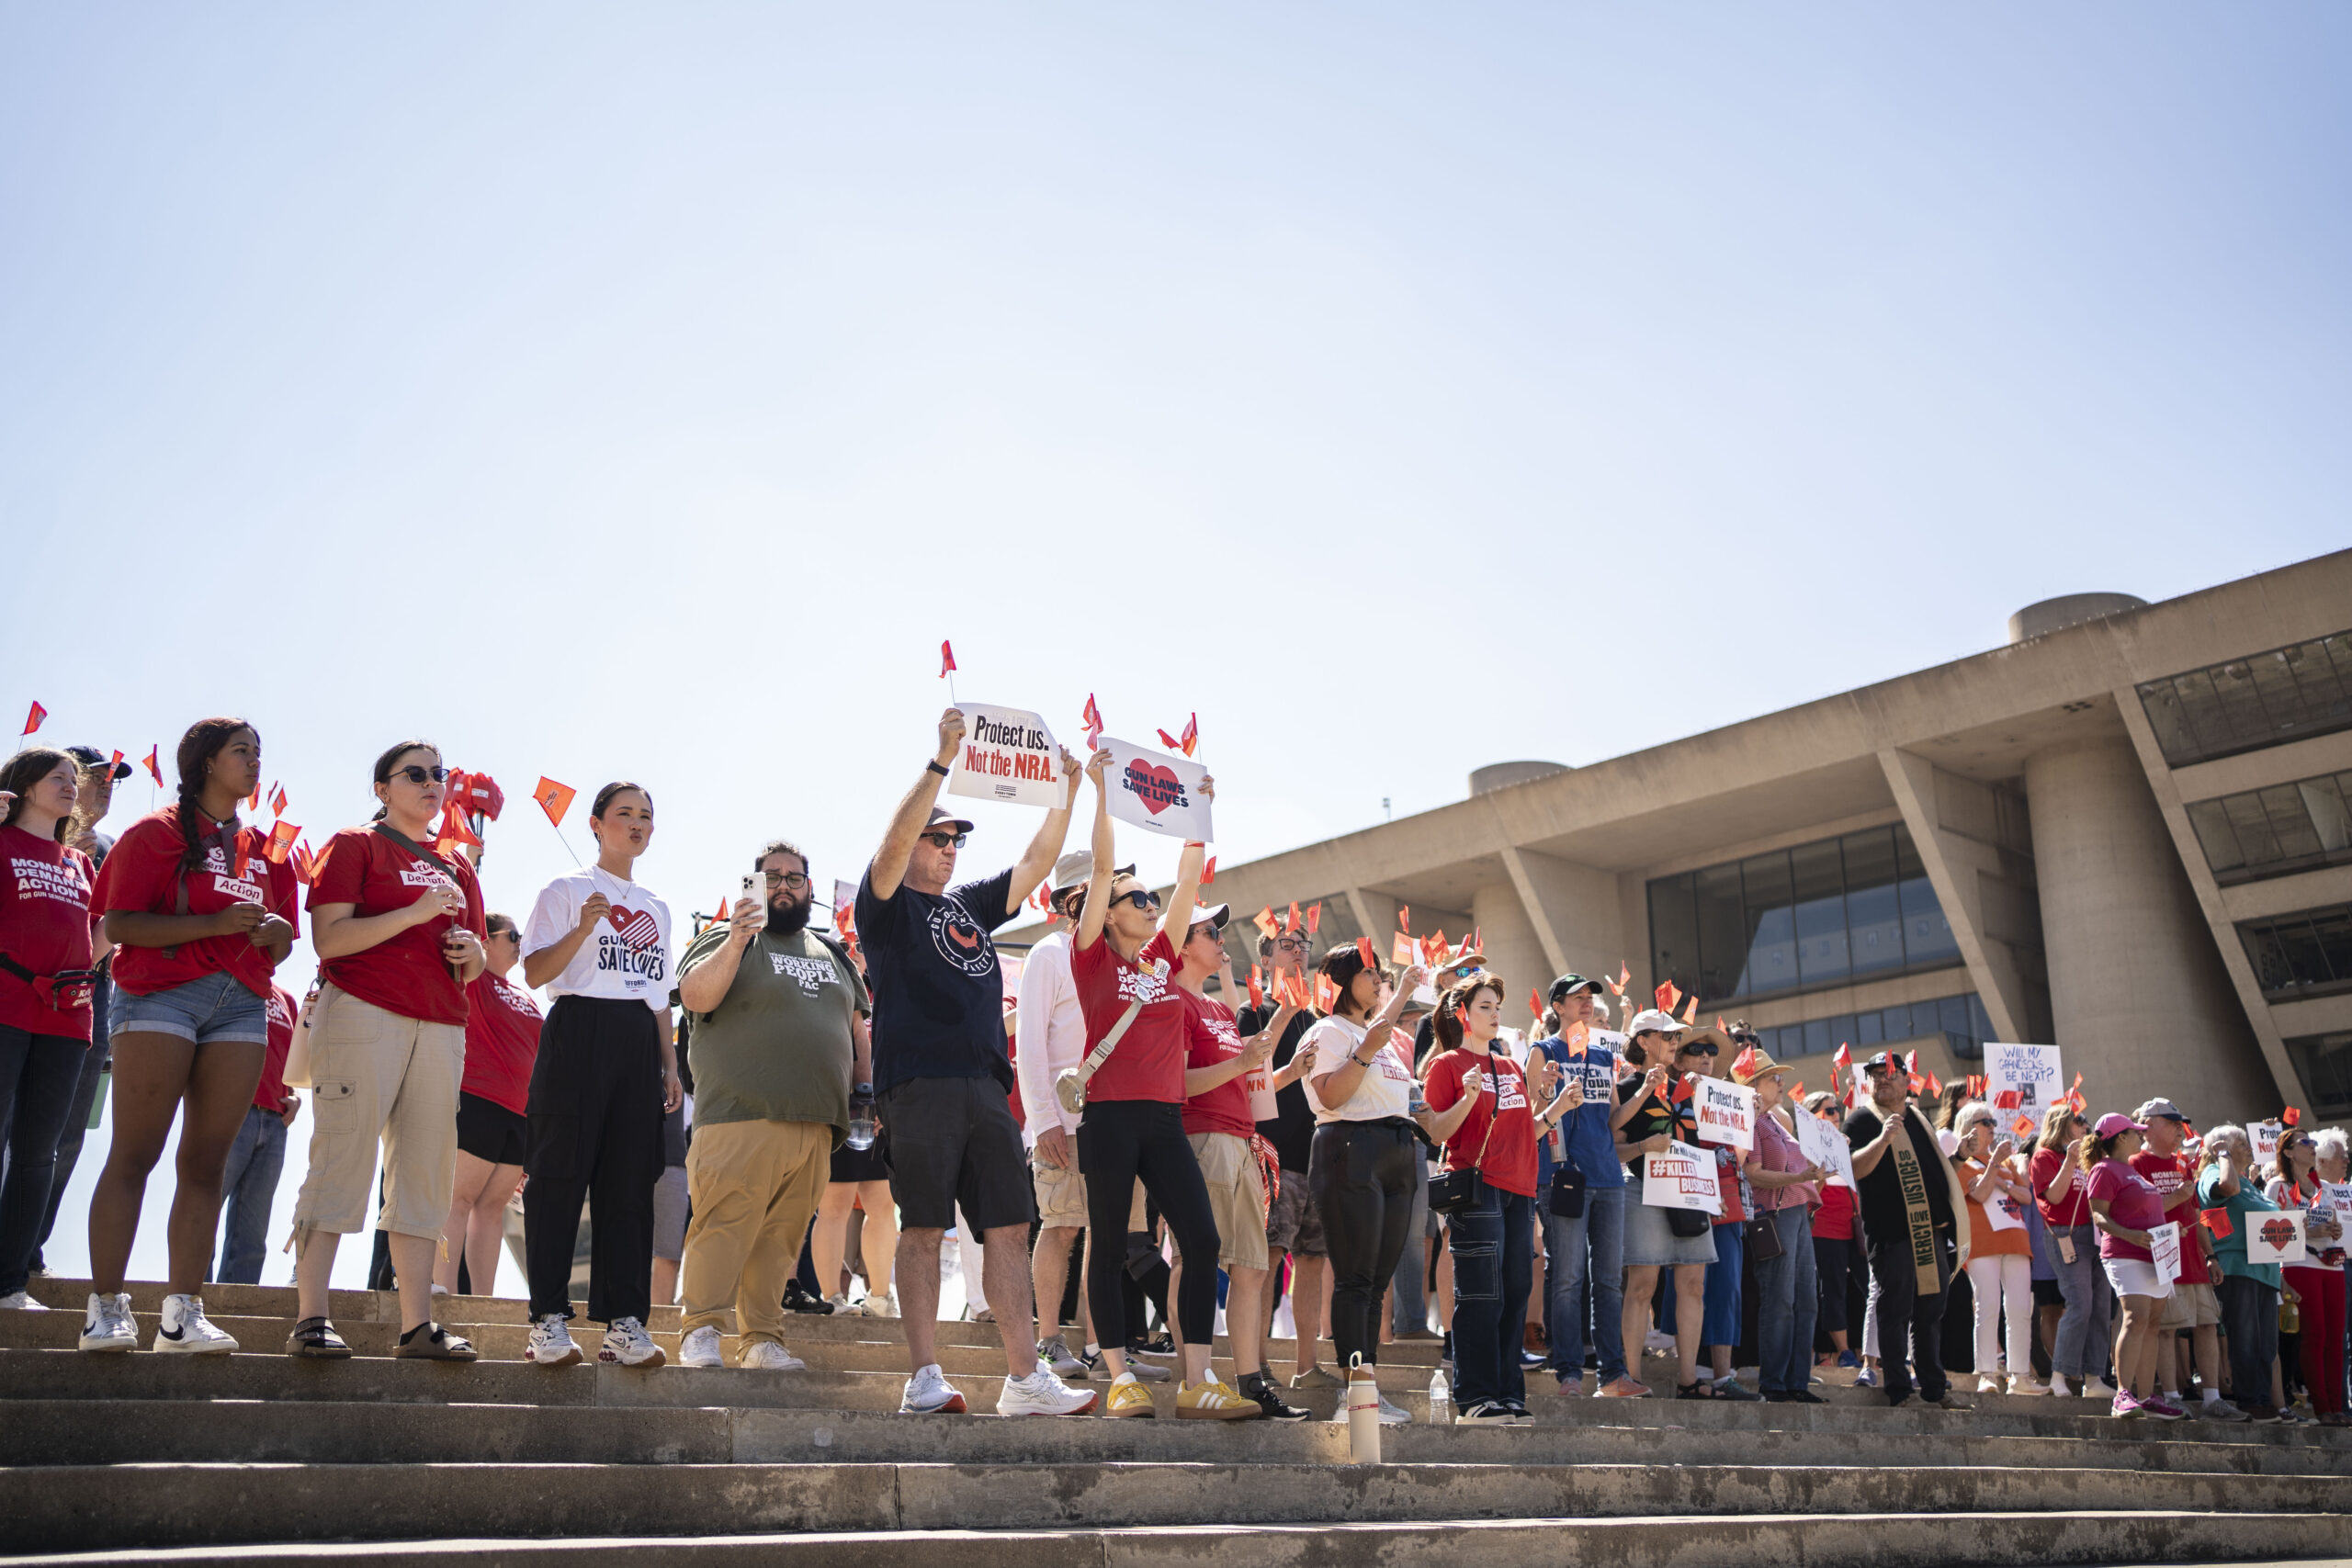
1313;974;1339;1012
247;783;262;812
1284;901;1302;935
1529;987;1544;1021
2011;1114;2037;1137
1790;1080;1805;1101
263;819;300;864
1356;936;1377;969
535;778;577;828
269;784;288;818
1178;714;1198;757
1253;906;1278;941
20;701;44;736
1080;694;1103;750
1248;969;1265;1010
1201;856;1216;885
1391;931;1415;965
1306;902;1322;935
1655;980;1681;1012
1396;905;1409;933
141;747;162;785
939;639;956;677
1158;728;1183;751
1679;993;1698;1025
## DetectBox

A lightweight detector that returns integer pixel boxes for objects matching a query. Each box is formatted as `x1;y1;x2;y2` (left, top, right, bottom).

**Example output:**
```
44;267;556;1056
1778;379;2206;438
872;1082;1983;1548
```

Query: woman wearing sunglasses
288;741;487;1359
2028;1100;2112;1398
435;912;541;1297
516;781;681;1371
2266;1129;2346;1424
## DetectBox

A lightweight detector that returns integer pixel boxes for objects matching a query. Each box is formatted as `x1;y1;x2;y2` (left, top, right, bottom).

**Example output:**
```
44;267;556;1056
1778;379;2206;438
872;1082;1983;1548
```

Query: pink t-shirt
2085;1159;2164;1261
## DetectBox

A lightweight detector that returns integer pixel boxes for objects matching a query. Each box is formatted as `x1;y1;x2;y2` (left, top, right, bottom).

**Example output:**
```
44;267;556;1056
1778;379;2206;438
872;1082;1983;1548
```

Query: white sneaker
738;1338;806;1371
79;1292;136;1352
868;1290;899;1319
153;1293;236;1354
899;1361;967;1414
678;1325;724;1368
2009;1377;2052;1396
526;1314;583;1367
0;1291;47;1311
828;1292;872;1317
1978;1376;2006;1394
1001;1366;1100;1416
2082;1376;2117;1399
600;1315;666;1368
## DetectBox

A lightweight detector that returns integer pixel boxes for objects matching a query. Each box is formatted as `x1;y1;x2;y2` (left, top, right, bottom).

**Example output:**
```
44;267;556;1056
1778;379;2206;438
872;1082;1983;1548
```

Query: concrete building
1012;550;2352;1127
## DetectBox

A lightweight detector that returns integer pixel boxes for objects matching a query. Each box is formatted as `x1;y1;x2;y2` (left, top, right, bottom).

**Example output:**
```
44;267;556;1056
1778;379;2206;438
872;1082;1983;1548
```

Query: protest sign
1984;1193;2026;1232
2245;1209;2305;1267
2149;1221;2182;1291
1693;1077;1757;1151
1642;1140;1723;1215
2250;1121;2283;1170
1100;736;1214;841
1986;1043;2063;1117
1795;1111;1856;1190
947;704;1067;808
2322;1182;2352;1223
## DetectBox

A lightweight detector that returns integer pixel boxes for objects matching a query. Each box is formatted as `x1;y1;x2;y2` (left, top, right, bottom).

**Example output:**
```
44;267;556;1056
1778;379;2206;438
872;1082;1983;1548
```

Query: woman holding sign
2266;1130;2346;1424
1736;1049;1826;1403
1421;974;1578;1423
1953;1102;2038;1394
1615;1010;1713;1399
2081;1113;2181;1418
289;740;488;1360
2195;1126;2289;1420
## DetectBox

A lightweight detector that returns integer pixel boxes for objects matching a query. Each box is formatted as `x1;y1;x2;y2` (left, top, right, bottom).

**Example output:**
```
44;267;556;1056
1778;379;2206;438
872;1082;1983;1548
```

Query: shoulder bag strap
369;821;458;884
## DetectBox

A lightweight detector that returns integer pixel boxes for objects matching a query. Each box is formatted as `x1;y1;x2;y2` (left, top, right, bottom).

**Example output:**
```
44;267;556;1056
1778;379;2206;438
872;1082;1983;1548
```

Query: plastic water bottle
1428;1367;1452;1426
845;1086;876;1152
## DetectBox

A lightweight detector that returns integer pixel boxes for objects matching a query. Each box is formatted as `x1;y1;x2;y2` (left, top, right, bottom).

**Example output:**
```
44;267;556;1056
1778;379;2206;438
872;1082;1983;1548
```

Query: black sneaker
1131;1333;1177;1359
783;1282;833;1314
1238;1374;1310;1421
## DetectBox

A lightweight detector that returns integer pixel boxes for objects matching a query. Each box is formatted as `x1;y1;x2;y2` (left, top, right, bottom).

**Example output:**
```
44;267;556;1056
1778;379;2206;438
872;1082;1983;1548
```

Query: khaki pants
680;1118;831;1352
291;985;463;1241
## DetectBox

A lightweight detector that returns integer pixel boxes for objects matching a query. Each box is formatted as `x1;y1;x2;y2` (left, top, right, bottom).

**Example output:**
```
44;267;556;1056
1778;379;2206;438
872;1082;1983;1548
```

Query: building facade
1012;551;2352;1127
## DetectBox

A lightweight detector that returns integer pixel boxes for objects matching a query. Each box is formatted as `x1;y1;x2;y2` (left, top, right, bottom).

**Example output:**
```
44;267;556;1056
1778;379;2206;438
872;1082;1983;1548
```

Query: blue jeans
0;1026;90;1296
1449;1181;1536;1410
212;1103;288;1285
1753;1205;1818;1394
1542;1183;1627;1383
1702;1221;1745;1347
2048;1223;2113;1379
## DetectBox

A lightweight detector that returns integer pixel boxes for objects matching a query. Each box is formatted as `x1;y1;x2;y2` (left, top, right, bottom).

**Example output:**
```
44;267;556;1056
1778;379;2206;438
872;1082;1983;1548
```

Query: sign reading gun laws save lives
947;704;1068;809
1100;736;1214;842
1641;1140;1723;1215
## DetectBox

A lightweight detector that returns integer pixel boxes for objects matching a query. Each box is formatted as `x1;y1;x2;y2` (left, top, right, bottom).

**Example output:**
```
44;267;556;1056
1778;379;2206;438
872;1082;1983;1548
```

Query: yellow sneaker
1176;1374;1261;1420
1105;1371;1158;1418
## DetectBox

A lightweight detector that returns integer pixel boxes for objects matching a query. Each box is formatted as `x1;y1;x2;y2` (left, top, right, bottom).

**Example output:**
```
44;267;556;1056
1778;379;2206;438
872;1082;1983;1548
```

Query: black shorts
2032;1277;2066;1309
878;1075;1032;1233
456;1091;528;1167
831;1134;891;1184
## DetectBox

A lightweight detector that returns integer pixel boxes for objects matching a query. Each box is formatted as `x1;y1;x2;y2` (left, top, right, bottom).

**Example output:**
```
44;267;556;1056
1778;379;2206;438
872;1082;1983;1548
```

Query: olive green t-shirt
679;923;869;1140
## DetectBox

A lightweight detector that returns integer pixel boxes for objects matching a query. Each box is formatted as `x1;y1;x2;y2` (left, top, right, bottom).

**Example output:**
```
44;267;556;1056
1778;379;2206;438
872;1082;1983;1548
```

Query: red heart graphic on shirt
1124;760;1182;816
606;905;660;951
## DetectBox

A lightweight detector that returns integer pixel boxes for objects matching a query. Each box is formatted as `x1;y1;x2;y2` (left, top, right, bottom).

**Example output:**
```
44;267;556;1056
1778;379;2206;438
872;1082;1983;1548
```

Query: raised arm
869;709;967;903
1003;747;1085;918
1074;754;1116;953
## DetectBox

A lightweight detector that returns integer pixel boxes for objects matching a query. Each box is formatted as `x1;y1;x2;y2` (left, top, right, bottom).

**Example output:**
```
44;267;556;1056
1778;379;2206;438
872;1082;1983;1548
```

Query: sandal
1675;1381;1716;1400
285;1316;352;1359
395;1321;477;1360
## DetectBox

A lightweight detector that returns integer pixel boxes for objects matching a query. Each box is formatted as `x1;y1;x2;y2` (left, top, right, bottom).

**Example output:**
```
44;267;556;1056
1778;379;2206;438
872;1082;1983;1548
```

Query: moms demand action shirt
0;825;98;1039
311;827;485;1026
1424;1046;1538;1198
1178;985;1255;1138
462;972;545;1114
96;807;299;1002
1071;929;1185;1104
856;865;1017;1097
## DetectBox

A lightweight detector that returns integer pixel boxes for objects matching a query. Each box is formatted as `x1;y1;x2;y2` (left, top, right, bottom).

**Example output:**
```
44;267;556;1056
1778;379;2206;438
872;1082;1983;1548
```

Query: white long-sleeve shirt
1013;928;1087;1145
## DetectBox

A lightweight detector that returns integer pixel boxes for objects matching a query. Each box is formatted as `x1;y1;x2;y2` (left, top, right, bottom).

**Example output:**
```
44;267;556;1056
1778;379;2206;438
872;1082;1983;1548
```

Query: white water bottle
1427;1366;1452;1426
1346;1354;1383;1463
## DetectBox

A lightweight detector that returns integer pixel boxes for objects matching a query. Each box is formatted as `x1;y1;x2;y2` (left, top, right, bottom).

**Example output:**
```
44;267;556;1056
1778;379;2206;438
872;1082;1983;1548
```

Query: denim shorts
111;971;269;1046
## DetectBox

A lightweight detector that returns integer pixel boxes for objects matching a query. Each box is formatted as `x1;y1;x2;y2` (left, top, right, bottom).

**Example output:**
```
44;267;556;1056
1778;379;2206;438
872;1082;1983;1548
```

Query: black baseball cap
1861;1050;1905;1075
63;745;132;782
1549;974;1603;1002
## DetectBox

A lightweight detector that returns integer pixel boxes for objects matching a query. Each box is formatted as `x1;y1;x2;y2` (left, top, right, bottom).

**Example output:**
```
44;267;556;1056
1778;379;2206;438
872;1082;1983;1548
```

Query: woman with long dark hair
517;781;681;1371
0;749;110;1312
82;718;296;1352
288;740;487;1359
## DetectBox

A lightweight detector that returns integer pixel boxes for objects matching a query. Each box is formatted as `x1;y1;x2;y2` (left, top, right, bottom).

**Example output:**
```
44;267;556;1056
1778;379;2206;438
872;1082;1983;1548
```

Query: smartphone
740;873;767;930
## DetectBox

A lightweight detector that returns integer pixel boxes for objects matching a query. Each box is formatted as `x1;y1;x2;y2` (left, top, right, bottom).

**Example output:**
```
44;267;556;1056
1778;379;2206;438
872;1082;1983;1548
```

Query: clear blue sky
6;4;2346;1290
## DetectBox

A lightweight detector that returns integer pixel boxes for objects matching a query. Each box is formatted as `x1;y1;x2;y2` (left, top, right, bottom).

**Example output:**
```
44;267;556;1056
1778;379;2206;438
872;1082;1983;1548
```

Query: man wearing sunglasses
1846;1051;1971;1410
855;707;1091;1416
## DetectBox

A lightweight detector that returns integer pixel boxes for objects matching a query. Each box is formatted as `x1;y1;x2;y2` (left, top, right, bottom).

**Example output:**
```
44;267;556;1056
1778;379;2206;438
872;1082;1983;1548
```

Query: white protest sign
948;704;1068;808
2250;1121;2283;1170
2245;1208;2305;1267
2322;1182;2352;1227
1693;1077;1757;1151
1796;1111;1857;1190
1245;1059;1279;1122
1642;1140;1723;1214
1100;736;1214;841
1986;1043;2062;1116
2149;1221;2182;1291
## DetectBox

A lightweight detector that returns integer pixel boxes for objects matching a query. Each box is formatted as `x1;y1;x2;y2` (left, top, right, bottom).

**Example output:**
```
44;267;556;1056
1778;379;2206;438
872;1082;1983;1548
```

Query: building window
2284;1030;2352;1120
2185;771;2352;886
1745;991;1995;1066
2136;630;2352;768
1647;824;1965;1008
2236;902;2352;1000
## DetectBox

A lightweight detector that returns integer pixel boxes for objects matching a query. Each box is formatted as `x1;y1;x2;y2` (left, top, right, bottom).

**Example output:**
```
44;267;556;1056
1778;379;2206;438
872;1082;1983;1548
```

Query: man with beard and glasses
672;840;872;1371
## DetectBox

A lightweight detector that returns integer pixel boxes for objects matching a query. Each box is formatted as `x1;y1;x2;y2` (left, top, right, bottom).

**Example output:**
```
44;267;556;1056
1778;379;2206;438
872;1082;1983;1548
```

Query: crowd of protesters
2;710;2347;1428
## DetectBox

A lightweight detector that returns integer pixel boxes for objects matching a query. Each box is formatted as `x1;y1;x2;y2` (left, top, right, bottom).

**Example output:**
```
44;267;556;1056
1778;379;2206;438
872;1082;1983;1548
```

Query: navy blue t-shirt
1532;1032;1627;1191
855;864;1018;1096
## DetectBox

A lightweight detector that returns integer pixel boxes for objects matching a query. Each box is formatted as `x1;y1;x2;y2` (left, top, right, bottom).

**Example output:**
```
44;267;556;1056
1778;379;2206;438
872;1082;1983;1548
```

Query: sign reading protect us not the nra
947;704;1068;809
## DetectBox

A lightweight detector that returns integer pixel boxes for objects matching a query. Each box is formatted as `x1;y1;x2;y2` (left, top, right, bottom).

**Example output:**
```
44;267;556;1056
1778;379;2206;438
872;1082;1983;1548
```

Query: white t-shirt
522;864;673;1012
1012;929;1085;1144
1303;1014;1414;1123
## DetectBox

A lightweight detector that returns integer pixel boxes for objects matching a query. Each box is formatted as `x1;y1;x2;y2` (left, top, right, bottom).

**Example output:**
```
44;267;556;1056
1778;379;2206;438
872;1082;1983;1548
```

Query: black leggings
524;996;664;1324
1309;1120;1420;1371
1077;1099;1219;1350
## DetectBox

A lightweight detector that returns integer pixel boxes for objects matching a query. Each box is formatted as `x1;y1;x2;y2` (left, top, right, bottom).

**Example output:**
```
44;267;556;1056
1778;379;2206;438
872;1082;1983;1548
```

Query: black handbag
1666;1204;1711;1238
1747;1210;1785;1260
1547;1164;1587;1219
1427;1052;1501;1217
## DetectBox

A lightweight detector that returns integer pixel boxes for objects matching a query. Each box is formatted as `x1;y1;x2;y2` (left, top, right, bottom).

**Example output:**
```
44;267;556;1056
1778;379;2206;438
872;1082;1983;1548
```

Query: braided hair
174;718;258;872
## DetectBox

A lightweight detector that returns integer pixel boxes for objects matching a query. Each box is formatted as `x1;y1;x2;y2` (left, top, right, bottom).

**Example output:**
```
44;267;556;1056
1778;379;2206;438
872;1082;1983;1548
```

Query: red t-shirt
2085;1159;2164;1261
2130;1148;2210;1284
95;808;300;1002
0;825;100;1039
461;971;544;1113
252;985;297;1113
2030;1145;2090;1227
1069;929;1185;1103
308;827;486;1026
1423;1046;1537;1199
1814;1181;1857;1240
1178;987;1255;1139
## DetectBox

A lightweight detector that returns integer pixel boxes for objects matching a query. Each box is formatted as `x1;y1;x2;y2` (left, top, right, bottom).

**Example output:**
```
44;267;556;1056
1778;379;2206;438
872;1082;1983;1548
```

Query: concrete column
1471;881;1552;1032
2024;735;2272;1123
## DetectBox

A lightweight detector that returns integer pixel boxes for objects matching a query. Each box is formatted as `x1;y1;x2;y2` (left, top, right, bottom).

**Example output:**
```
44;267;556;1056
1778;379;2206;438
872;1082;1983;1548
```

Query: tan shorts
2161;1280;2222;1329
291;985;464;1241
1188;1131;1269;1272
1032;1144;1088;1228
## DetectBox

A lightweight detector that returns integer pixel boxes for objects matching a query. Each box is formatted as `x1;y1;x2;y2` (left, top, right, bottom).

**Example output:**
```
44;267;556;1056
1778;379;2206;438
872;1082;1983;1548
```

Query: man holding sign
1847;1052;1972;1410
855;708;1094;1418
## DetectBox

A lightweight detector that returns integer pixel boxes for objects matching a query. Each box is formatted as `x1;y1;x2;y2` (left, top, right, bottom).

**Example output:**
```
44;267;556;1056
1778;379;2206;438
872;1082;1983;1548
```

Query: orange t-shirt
1960;1156;2031;1257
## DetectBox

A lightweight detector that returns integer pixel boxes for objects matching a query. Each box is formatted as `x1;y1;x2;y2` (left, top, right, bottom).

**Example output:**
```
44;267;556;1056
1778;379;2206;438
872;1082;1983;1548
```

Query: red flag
231;832;252;880
2282;1107;2302;1128
2199;1207;2233;1239
1926;1072;1944;1098
1471;925;1482;953
1678;994;1698;1025
534;777;578;828
1356;936;1376;969
1253;907;1278;941
1178;713;1198;758
108;750;123;769
2065;1073;2086;1114
1080;694;1104;750
1655;980;1681;1012
1717;1016;1728;1035
1733;1044;1760;1081
269;784;288;818
262;819;300;864
1248;969;1265;1010
1284;901;1301;935
462;772;505;821
1530;987;1544;1021
1397;905;1409;933
141;747;162;786
1994;1088;2021;1111
20;701;44;736
247;783;262;812
2011;1114;2038;1137
435;801;482;850
1157;729;1182;751
1791;1080;1805;1101
1306;902;1322;935
939;640;956;677
1201;856;1216;885
1615;961;1631;989
1834;1042;1855;1107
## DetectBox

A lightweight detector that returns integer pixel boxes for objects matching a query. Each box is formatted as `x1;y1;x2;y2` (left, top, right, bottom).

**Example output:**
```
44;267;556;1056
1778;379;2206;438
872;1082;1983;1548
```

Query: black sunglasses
1679;1042;1720;1057
390;764;450;785
919;831;968;849
1114;890;1160;912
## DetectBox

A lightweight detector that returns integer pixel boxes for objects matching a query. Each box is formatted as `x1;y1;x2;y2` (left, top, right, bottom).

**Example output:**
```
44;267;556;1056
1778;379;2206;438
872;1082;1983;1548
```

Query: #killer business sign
948;705;1068;809
1101;736;1214;842
1642;1140;1723;1215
